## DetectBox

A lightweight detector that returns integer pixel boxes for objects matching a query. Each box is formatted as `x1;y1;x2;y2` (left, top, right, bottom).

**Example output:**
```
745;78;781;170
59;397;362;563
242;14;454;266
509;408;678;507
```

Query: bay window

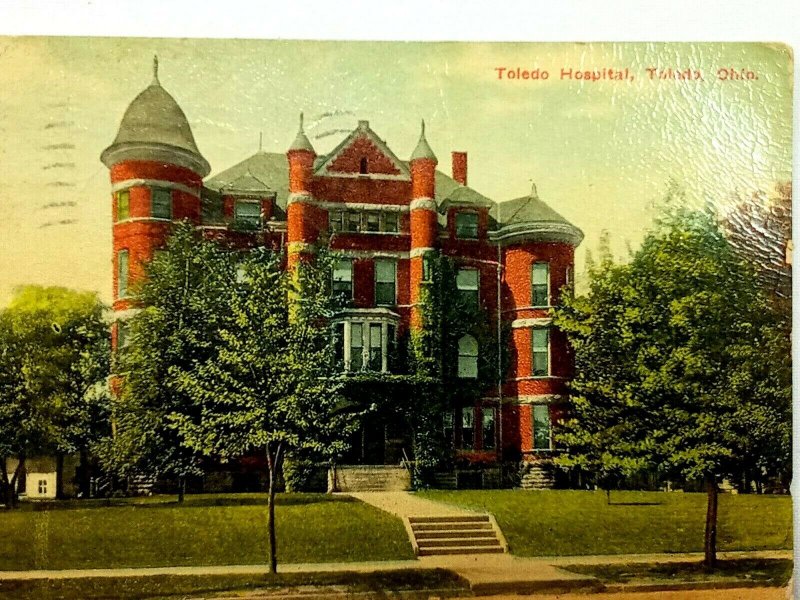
335;317;398;373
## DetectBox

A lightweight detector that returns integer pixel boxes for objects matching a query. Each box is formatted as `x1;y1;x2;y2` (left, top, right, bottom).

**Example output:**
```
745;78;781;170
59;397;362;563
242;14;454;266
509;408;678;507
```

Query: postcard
0;39;792;599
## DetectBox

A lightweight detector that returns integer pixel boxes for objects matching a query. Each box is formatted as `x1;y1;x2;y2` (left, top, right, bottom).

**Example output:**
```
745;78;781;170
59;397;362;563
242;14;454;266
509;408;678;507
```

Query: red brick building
102;61;583;489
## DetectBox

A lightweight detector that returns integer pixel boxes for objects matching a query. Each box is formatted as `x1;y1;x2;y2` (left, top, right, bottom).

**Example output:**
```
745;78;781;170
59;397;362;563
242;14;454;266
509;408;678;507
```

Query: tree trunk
703;474;719;568
266;443;283;574
55;453;64;500
178;475;186;503
78;449;90;498
8;455;26;509
0;458;9;509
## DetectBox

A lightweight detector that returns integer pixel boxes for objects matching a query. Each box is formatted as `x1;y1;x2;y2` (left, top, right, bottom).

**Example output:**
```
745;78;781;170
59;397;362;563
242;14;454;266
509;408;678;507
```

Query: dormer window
455;211;479;239
234;200;261;229
359;157;368;174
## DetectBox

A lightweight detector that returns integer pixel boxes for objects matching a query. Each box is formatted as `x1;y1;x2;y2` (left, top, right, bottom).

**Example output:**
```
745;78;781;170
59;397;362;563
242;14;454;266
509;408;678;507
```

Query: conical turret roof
101;56;210;176
410;120;437;161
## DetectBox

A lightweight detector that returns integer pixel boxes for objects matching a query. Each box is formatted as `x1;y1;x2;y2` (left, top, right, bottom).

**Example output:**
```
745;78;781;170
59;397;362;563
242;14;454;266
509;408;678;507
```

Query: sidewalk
345;491;478;517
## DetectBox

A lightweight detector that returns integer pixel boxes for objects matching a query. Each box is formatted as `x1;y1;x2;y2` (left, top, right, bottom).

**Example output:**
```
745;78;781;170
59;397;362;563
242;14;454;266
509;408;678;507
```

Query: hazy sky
0;39;791;306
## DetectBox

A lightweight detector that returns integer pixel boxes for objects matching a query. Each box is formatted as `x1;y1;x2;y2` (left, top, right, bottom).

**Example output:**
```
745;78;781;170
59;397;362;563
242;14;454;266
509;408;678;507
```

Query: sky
0;39;792;306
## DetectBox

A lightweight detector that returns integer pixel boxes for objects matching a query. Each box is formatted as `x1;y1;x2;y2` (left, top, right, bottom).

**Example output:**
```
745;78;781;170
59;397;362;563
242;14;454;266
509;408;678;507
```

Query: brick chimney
452;151;467;186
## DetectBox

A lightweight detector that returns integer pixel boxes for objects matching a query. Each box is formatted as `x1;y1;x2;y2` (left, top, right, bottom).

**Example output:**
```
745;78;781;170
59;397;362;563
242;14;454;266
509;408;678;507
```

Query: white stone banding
111;178;201;198
409;197;437;211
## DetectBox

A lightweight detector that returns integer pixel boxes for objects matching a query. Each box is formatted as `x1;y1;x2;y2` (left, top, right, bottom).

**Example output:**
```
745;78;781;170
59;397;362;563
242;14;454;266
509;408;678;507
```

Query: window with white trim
350;322;364;371
375;260;396;306
37;479;48;495
532;262;550;307
336;319;398;373
456;267;479;308
151;188;172;219
533;404;552;450
382;212;399;233
532;327;550;377
457;334;479;378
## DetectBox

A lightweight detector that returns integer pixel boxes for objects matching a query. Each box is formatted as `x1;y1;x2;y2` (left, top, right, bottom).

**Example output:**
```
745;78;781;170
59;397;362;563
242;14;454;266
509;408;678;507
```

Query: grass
418;489;792;556
0;569;467;600
564;559;793;587
0;493;414;570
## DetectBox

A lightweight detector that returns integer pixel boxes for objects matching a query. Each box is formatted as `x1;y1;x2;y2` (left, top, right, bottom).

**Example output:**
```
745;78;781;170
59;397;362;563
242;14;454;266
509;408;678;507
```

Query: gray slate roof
496;193;573;226
111;81;204;157
204;150;578;235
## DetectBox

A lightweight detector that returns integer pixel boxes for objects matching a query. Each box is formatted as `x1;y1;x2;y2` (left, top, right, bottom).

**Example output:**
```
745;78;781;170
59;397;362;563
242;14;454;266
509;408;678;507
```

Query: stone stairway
408;514;506;556
331;466;411;492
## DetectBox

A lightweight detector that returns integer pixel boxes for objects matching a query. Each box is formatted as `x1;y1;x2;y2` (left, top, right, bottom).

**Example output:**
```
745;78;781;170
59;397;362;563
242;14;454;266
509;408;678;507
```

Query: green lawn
0;494;414;570
418;489;792;556
0;569;466;600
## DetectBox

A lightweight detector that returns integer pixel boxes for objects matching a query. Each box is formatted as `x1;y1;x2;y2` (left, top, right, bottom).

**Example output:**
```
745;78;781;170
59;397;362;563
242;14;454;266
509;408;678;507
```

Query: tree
171;248;358;573
554;206;791;568
98;222;233;501
0;286;110;506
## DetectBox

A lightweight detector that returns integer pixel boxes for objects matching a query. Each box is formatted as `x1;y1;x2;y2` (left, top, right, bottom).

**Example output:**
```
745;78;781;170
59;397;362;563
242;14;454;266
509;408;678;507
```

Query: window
566;266;573;291
234;200;261;228
37;480;47;495
366;213;380;232
456;268;479;307
455;212;479;239
382;212;399;233
457;335;479;378
368;323;382;371
532;262;550;306
533;404;551;450
422;252;434;283
387;324;397;371
117;249;129;298
461;407;475;449
482;408;496;450
443;412;454;443
532;328;549;377
151;188;172;219
117;320;130;349
116;190;130;221
332;259;353;299
333;322;345;369
329;211;343;233
375;260;396;305
359;157;368;174
337;320;396;373
346;212;361;232
350;323;364;371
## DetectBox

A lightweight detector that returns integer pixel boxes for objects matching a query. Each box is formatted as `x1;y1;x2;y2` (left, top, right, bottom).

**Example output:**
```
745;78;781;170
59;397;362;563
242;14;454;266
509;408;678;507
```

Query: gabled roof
219;170;274;195
313;120;410;180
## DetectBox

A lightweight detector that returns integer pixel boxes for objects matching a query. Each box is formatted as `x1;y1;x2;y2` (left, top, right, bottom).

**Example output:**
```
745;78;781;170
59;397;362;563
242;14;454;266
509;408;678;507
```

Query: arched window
458;335;479;378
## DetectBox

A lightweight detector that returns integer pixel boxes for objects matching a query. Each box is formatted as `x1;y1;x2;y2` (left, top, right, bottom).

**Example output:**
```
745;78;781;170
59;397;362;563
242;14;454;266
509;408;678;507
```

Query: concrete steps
408;514;506;556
